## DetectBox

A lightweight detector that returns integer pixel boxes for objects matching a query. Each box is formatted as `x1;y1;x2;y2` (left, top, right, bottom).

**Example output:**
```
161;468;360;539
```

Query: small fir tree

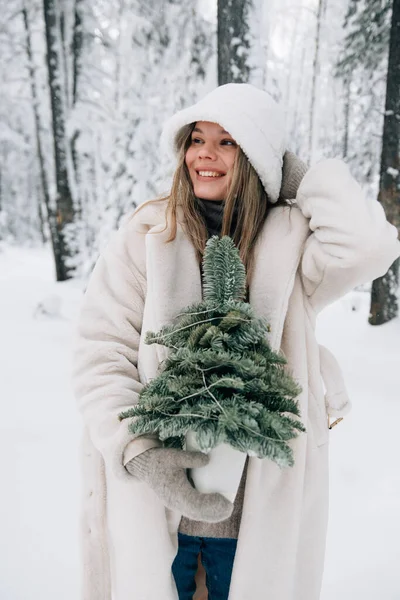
120;236;305;468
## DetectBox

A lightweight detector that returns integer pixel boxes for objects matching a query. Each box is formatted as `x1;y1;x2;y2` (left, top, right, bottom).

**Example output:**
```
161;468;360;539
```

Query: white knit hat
161;83;287;203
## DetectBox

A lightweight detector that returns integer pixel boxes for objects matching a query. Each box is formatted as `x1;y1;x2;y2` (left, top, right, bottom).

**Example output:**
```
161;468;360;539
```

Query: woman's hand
126;447;234;522
295;158;400;312
279;151;308;201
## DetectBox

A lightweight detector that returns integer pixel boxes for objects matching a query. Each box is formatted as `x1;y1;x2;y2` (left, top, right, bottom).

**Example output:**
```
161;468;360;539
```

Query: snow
0;246;82;600
318;293;400;599
387;167;399;178
1;245;399;599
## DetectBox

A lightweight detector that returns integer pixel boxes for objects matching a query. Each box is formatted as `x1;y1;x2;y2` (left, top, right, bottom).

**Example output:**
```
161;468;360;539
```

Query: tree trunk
217;0;251;85
36;182;47;244
342;74;351;159
43;0;76;281
308;0;325;164
22;4;54;248
369;0;400;325
72;0;83;106
70;0;83;215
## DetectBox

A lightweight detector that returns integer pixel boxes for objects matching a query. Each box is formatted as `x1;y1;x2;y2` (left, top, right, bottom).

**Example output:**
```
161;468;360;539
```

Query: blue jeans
172;532;237;600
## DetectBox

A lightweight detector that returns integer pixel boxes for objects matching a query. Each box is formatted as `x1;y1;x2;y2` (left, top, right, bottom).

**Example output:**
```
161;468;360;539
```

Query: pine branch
119;236;305;468
203;236;246;305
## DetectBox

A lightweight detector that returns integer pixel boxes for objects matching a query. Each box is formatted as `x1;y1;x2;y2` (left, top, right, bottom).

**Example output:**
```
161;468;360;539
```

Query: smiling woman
160;108;277;282
73;83;400;600
185;122;238;201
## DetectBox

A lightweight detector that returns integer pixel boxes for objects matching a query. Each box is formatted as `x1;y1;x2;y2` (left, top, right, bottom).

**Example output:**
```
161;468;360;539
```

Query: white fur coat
73;159;400;600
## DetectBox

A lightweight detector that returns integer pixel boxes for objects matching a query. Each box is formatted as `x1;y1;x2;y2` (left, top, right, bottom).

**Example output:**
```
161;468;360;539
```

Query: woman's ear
279;151;308;201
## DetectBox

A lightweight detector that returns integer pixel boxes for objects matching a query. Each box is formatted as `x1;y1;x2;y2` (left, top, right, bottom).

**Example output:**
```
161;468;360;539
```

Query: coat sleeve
296;158;400;313
73;219;161;480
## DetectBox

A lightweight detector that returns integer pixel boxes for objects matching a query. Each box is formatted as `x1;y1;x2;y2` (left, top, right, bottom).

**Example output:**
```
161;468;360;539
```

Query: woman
73;83;400;600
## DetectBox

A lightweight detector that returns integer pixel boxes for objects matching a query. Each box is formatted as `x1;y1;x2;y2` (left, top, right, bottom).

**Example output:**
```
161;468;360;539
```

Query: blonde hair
137;122;272;283
167;123;268;282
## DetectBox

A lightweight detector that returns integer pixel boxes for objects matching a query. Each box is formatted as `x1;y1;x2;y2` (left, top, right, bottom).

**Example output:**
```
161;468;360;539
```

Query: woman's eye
190;137;236;146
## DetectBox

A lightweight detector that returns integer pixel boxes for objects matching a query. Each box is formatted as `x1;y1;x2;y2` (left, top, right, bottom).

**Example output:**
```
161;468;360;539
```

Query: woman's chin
193;185;226;202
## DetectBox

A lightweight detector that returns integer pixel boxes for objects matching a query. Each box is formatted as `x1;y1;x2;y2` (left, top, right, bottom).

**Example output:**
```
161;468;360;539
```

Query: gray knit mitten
280;150;308;201
126;447;233;522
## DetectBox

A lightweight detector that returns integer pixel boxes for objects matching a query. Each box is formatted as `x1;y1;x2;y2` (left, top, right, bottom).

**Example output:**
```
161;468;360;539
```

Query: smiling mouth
196;170;224;178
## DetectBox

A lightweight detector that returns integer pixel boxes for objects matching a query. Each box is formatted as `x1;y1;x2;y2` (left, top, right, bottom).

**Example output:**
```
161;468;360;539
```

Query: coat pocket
319;344;351;418
308;390;329;448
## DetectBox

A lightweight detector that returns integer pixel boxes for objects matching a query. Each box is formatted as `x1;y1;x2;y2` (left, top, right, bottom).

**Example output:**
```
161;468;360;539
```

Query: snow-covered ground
0;244;399;600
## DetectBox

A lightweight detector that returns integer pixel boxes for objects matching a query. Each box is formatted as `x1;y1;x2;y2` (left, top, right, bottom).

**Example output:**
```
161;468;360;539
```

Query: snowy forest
1;0;399;321
1;1;400;600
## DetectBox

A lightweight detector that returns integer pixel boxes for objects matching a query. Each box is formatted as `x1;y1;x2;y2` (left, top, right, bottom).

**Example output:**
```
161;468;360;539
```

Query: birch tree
70;0;83;186
43;0;76;281
22;2;52;246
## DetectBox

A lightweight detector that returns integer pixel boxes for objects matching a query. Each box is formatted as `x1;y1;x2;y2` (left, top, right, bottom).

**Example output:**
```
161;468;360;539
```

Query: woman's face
185;121;238;201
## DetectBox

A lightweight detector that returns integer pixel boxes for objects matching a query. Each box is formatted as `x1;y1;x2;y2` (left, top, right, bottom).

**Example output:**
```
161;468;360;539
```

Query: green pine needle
119;236;306;468
203;236;246;306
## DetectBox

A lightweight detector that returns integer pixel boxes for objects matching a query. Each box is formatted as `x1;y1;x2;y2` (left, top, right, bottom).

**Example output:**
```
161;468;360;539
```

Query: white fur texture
73;158;400;600
161;83;286;202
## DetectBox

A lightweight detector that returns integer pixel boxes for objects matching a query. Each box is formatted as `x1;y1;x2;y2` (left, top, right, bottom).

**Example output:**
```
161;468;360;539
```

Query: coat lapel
144;220;202;364
144;205;310;364
249;206;310;350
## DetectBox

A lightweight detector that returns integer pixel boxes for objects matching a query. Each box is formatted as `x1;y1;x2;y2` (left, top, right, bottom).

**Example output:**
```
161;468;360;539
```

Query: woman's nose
198;142;217;160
